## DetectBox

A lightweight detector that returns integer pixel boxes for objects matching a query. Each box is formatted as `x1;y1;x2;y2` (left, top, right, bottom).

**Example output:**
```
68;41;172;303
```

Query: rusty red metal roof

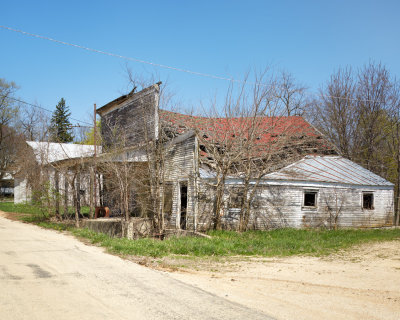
160;110;335;156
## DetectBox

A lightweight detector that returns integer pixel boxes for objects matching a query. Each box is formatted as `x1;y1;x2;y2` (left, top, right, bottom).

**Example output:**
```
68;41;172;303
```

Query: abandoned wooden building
14;141;99;207
96;83;394;230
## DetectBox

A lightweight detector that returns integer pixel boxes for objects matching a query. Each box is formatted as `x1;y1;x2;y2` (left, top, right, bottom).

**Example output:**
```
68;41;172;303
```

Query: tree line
308;62;399;224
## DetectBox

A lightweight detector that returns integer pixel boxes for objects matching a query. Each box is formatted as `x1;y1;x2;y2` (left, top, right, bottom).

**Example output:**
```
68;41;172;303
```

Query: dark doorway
180;183;188;230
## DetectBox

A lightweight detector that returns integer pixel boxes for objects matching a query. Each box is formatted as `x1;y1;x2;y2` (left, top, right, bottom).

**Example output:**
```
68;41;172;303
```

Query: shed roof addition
265;155;393;186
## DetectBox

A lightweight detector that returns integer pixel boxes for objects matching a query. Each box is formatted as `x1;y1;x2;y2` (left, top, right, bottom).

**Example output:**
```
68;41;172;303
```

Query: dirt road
0;216;271;320
169;241;400;320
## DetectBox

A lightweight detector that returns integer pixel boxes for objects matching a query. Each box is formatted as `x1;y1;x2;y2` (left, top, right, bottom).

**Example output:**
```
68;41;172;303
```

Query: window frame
302;189;319;209
362;192;374;210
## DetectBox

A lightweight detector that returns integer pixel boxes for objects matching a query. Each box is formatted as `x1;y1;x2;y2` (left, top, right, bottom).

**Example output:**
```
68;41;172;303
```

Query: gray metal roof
265;155;394;186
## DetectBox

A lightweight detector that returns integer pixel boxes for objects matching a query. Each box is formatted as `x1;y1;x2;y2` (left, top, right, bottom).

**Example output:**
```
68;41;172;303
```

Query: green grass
0;202;42;214
71;228;400;258
36;221;73;231
2;202;400;259
0;202;92;222
0;202;49;222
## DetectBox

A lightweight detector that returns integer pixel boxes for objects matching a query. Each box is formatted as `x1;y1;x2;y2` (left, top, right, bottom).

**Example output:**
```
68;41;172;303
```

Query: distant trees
0;79;25;180
78;120;101;145
49;98;74;143
311;62;398;171
0;79;19;128
309;67;356;159
310;61;400;225
19;105;51;141
0;126;26;181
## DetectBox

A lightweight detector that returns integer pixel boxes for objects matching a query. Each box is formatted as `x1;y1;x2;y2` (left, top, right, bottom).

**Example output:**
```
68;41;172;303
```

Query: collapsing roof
160;110;337;158
95;83;337;160
160;110;318;143
265;155;394;186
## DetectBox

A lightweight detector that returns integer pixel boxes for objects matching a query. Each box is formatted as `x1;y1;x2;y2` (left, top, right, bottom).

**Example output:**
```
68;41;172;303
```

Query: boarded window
304;190;318;207
363;193;374;210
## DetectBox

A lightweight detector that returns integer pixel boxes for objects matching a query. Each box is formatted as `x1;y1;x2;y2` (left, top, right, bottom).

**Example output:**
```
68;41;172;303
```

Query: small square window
304;190;318;207
363;193;374;210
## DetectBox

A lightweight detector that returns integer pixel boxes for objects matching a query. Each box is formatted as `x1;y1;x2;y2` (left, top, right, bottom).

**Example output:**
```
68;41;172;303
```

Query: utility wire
1;95;92;126
0;25;242;84
0;25;393;106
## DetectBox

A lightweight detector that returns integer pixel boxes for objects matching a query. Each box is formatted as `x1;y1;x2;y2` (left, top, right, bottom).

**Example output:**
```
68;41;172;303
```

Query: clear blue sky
1;0;399;125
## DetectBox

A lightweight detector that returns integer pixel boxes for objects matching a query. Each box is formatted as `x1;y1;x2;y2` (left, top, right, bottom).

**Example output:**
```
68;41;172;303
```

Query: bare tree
19;105;50;141
0;78;19;130
0;126;26;180
275;71;309;116
354;61;394;173
194;70;332;230
0;79;22;179
385;81;400;225
309;67;356;159
320;188;347;230
310;61;400;225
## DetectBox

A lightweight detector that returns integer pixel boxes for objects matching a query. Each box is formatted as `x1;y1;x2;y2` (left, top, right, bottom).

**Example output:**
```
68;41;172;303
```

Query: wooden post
93;103;97;212
98;173;103;207
64;175;69;217
396;146;400;226
75;168;81;227
76;170;81;216
55;170;60;219
89;167;94;219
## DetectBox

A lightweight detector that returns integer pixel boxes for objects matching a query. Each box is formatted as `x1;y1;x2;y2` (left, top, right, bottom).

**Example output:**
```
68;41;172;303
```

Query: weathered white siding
196;178;394;230
251;184;393;229
14;168;95;207
196;181;215;230
163;134;198;229
14;176;30;204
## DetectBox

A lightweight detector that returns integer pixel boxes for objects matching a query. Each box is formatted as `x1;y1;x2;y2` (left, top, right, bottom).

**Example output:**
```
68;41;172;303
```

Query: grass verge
2;202;400;259
0;202;91;222
71;227;400;258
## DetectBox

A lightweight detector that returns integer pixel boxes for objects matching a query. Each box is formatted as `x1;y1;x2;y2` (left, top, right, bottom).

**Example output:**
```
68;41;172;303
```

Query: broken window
229;188;244;211
362;192;374;210
303;190;318;207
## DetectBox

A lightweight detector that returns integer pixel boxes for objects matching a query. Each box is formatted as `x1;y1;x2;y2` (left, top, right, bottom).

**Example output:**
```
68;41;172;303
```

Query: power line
1;95;92;126
0;25;393;106
0;25;242;84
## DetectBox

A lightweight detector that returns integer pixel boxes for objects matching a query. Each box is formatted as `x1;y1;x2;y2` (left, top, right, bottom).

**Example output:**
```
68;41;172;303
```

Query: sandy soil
167;241;400;320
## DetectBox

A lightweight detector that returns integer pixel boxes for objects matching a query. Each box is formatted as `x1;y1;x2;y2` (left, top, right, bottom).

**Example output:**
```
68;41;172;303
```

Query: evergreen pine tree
50;98;74;143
